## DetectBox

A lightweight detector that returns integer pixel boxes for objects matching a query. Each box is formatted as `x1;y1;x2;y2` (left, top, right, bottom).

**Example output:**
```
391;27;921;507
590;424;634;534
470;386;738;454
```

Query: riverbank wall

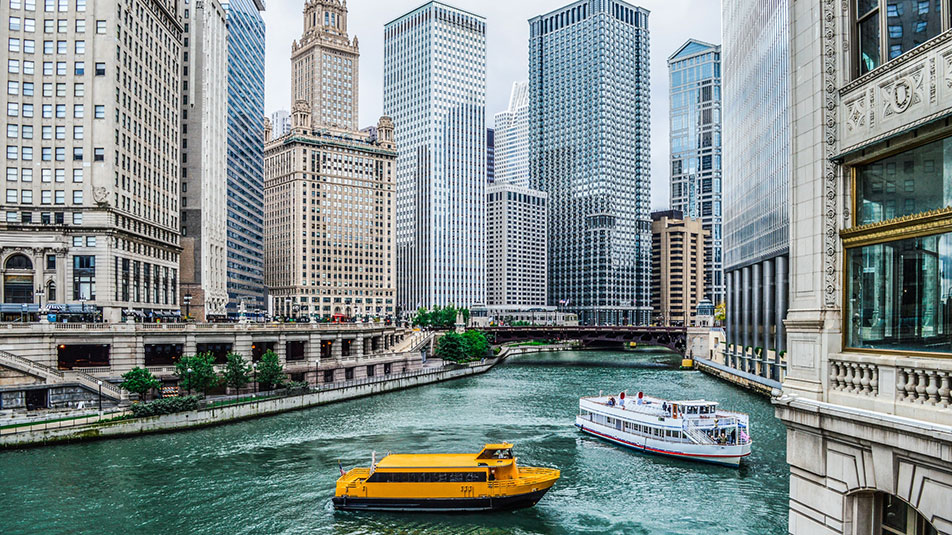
693;356;781;397
0;362;494;449
0;343;572;450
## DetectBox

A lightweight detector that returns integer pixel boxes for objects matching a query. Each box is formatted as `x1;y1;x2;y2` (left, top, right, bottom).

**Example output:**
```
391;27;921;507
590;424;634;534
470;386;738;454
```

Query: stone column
355;335;364;360
725;270;733;365
776;254;787;355
331;336;342;361
763;259;773;379
752;263;761;374
742;266;751;370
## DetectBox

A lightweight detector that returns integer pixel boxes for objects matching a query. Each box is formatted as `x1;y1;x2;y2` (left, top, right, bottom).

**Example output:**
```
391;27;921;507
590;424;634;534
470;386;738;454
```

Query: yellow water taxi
333;443;560;512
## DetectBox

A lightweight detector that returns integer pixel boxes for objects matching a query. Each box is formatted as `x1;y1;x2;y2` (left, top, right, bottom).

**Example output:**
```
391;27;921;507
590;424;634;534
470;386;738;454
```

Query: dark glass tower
529;0;652;325
222;0;266;317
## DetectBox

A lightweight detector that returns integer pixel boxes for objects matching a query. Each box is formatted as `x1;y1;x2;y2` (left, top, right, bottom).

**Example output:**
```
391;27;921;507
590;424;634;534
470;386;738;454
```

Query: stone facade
778;2;952;534
179;0;229;321
0;0;184;323
650;210;707;327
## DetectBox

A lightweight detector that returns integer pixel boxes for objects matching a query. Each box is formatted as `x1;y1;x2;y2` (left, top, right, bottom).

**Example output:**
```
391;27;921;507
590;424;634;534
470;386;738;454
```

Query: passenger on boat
608;396;616;407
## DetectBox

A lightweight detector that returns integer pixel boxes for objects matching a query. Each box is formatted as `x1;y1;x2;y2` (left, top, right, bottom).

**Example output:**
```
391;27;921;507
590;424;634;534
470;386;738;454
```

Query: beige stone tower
650;210;708;327
291;0;359;131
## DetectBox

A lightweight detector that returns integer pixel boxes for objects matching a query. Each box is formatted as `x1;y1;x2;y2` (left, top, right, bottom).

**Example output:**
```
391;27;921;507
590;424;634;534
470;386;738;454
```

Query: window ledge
840;29;952;95
840;206;952;247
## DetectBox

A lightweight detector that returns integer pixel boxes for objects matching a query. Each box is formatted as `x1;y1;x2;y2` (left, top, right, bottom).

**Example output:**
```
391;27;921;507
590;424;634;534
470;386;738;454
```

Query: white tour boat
576;392;752;467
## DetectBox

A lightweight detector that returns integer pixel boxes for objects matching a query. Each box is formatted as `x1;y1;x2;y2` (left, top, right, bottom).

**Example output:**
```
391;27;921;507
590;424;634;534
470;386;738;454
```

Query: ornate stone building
264;0;396;321
778;1;952;533
0;0;183;322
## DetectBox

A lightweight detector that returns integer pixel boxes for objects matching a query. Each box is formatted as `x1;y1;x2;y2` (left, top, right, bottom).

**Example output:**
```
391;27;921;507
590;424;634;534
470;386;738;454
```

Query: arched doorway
847;491;939;535
3;254;34;303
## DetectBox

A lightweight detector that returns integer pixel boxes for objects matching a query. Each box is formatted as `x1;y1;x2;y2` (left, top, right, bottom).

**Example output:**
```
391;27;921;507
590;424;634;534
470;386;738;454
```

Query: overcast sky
262;0;721;211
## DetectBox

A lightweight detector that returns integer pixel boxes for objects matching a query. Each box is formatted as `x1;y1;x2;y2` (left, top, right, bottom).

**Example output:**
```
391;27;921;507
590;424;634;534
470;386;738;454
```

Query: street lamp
183;293;192;321
252;362;258;394
35;287;44;321
284;298;292;321
97;380;103;412
186;367;193;397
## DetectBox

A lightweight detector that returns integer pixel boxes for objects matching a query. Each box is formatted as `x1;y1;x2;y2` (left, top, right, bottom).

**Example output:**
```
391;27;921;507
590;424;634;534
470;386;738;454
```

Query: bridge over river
482;326;691;354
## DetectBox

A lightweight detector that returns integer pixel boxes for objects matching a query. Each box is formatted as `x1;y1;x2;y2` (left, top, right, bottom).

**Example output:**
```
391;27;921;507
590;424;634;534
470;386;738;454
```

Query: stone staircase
391;332;432;353
0;350;123;400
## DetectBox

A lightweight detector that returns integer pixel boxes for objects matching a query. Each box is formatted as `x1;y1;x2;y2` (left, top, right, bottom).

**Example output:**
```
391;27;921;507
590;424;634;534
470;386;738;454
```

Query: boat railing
682;419;716;445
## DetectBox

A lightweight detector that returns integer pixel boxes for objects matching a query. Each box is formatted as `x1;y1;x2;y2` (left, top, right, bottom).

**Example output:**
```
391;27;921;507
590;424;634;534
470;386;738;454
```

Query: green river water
0;350;789;534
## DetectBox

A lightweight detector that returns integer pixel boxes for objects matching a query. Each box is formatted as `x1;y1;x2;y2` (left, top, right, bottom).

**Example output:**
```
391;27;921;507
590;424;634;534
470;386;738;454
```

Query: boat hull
577;423;749;467
332;488;551;512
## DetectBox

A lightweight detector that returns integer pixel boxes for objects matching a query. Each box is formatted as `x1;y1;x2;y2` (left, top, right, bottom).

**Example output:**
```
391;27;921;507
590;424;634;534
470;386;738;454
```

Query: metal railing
0;409;130;436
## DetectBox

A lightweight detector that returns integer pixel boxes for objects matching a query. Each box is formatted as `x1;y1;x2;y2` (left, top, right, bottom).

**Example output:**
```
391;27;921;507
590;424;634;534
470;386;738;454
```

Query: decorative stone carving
93;186;109;206
844;94;867;132
821;0;839;308
881;68;924;118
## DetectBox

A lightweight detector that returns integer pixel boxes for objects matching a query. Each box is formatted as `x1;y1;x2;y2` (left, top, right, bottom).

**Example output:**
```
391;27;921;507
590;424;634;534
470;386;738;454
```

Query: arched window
849;492;939;535
3;254;34;304
4;254;33;270
47;281;56;302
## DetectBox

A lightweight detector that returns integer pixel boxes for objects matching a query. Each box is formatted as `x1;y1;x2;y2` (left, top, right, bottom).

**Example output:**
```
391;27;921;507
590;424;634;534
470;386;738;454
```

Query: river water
0;350;789;535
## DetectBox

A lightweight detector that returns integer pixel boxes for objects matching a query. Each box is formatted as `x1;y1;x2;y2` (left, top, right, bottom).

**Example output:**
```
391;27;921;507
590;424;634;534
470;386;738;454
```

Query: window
72;255;95;300
6;188;17;203
72;168;81;182
93;147;103;161
46;254;55;270
54;190;63;204
74;19;84;33
95;19;104;33
94;62;104;76
94;104;104;118
73;82;83;96
73;61;83;75
22;82;33;96
7;38;19;52
73;125;82;139
40;189;50;203
71;190;81;204
856;137;952;225
23;40;33;53
71;211;81;224
74;40;83;54
9;17;21;31
854;0;948;76
72;147;81;161
20;189;31;203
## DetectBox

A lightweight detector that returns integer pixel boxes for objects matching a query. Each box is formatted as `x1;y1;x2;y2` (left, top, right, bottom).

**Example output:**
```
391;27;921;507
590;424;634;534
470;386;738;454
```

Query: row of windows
5;188;82;204
9;0;88;12
365;471;487;483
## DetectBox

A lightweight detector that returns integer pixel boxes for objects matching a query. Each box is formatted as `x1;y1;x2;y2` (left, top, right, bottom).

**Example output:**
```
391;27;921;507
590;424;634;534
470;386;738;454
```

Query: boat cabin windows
683;404;717;416
366;471;487;483
477;448;513;460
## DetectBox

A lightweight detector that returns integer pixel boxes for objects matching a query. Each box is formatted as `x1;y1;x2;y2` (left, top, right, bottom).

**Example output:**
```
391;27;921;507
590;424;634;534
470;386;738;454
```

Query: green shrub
130;395;201;418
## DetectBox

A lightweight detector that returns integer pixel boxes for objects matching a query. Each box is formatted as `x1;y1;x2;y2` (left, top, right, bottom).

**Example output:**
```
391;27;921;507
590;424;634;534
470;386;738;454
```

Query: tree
462;330;489;360
460;308;471;326
431;305;443;328
221;352;251;394
435;331;468;363
715;302;726;322
120;367;161;400
440;304;458;328
175;353;218;397
256;350;286;391
412;307;430;327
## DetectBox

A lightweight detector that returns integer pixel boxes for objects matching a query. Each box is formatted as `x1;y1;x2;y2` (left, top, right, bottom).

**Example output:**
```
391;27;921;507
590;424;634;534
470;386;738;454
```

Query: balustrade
829;360;879;396
896;367;951;408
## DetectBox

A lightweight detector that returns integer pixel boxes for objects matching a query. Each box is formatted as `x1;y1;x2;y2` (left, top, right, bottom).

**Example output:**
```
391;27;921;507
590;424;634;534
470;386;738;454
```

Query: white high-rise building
384;2;487;312
269;110;291;140
486;184;547;307
493;81;529;187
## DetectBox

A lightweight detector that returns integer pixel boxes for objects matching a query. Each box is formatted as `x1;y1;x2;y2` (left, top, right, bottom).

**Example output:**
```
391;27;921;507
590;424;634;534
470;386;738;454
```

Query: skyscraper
721;0;789;376
486;128;495;183
269;109;291;140
494;81;530;187
0;0;184;323
264;0;396;322
222;0;266;317
486;184;547;307
384;2;487;312
667;40;722;307
180;0;229;321
529;0;652;326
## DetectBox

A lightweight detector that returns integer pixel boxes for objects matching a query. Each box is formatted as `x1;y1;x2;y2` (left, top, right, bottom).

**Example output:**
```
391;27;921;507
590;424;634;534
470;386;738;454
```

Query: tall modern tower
722;0;790;371
384;2;487;312
494;81;530;187
529;1;652;326
667;40;723;307
222;0;266;317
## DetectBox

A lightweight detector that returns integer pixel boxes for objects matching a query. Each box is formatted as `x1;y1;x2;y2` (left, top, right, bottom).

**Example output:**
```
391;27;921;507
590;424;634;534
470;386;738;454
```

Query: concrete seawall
0;362;495;449
693;357;781;397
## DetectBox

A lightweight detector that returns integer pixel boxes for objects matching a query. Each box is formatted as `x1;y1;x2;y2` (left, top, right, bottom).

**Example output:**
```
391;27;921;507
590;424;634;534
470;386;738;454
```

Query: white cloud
263;0;721;211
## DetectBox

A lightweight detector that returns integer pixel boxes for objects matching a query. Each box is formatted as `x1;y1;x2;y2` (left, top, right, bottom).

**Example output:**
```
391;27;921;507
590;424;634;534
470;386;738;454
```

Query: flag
339;460;345;477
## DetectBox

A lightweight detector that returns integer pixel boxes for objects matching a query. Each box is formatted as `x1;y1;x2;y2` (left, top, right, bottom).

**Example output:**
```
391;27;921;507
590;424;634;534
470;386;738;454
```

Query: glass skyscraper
222;0;266;316
529;0;652;326
667;40;723;306
722;0;790;374
384;2;487;312
494;81;530;188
